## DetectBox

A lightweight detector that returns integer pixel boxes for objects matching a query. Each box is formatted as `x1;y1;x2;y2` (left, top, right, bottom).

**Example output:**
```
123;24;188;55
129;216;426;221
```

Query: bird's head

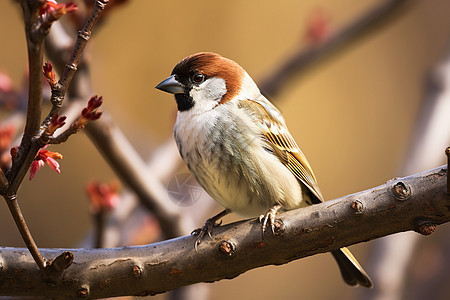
156;52;258;113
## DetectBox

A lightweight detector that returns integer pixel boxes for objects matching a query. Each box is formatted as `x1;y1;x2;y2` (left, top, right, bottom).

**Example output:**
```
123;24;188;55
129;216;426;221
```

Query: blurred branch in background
259;0;414;98
0;165;448;298
363;42;450;300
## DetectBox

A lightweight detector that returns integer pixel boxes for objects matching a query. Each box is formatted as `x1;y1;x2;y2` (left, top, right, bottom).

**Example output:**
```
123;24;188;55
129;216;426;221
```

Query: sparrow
156;52;373;288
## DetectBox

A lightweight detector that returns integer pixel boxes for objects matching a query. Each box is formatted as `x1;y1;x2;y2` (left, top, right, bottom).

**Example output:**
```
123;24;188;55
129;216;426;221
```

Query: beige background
1;0;450;299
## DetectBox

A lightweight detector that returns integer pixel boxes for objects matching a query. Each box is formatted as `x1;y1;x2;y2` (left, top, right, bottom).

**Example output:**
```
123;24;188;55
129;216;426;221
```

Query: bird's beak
155;75;185;94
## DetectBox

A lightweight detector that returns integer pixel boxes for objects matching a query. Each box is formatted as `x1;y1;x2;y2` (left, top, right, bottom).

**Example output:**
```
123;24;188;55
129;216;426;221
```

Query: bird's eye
192;73;205;84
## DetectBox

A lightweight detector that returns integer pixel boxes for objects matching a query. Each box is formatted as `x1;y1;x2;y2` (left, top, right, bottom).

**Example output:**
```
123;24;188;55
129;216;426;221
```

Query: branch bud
43;61;57;87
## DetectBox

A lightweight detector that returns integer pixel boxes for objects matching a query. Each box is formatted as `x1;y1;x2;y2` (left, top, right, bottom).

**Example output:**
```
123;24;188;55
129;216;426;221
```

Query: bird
156;52;373;288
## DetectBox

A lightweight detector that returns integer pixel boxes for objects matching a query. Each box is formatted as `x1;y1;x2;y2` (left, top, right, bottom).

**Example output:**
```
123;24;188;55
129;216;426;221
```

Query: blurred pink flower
39;0;78;18
0;72;13;93
0;125;15;151
86;180;121;213
305;8;332;46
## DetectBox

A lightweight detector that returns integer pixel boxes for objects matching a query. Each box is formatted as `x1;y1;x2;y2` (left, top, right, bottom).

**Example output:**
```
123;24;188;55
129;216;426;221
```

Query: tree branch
259;0;414;98
0;166;448;298
42;0;109;127
7;0;46;186
84;113;184;238
3;194;45;271
20;0;45;140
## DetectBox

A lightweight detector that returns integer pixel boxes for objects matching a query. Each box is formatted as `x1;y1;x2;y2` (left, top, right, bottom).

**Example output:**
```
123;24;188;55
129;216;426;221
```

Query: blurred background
1;0;450;299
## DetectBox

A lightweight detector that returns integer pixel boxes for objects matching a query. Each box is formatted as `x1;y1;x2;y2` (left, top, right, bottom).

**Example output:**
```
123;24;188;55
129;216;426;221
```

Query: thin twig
47;121;84;144
3;194;46;271
23;32;44;140
93;211;106;248
0;166;447;298
20;0;45;140
7;141;41;193
7;0;46;184
43;0;109;127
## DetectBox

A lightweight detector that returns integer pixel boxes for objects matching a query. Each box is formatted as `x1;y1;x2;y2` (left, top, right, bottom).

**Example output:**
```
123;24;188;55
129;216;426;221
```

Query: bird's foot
259;204;282;237
192;209;230;251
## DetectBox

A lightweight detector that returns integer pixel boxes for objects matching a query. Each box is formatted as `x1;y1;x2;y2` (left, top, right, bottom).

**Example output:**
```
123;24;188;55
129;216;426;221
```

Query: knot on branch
392;181;410;201
218;240;236;257
77;285;90;298
415;220;437;236
43;251;74;283
50;92;65;108
96;0;110;10
5;193;17;203
350;200;364;214
78;30;90;41
132;265;143;277
66;62;78;71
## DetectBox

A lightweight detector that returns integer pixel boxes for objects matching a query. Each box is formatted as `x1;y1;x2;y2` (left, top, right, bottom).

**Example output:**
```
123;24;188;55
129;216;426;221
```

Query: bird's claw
192;218;222;251
259;204;282;238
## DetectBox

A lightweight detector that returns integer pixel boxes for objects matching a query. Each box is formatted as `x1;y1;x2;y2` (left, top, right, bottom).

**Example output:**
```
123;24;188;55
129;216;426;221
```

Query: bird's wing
238;96;324;203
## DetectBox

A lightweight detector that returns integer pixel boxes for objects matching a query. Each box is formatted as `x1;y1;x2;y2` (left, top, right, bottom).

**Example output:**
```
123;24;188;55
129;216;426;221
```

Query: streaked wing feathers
238;97;324;203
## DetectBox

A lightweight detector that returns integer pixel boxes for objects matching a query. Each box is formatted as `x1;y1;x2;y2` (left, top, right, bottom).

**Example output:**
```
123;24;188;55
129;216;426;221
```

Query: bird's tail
331;247;373;288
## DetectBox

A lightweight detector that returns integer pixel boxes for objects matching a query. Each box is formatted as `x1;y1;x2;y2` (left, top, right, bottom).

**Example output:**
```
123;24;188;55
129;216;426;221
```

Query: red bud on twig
47;113;66;135
43;61;57;87
80;95;103;124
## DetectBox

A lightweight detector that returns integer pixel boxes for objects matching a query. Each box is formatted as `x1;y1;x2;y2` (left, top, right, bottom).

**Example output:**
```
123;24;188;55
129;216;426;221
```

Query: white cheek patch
190;77;227;104
233;72;260;100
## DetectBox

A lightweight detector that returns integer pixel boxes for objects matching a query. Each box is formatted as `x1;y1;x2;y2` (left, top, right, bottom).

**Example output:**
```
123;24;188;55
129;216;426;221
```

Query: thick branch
0;166;448;298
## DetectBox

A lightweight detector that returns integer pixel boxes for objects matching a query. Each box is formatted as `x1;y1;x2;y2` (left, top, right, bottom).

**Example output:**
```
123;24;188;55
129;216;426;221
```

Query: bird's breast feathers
174;101;305;217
